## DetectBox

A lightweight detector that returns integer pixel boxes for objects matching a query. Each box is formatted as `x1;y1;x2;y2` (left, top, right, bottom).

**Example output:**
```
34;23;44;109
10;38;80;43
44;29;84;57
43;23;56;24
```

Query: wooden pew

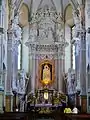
65;114;90;120
0;112;90;120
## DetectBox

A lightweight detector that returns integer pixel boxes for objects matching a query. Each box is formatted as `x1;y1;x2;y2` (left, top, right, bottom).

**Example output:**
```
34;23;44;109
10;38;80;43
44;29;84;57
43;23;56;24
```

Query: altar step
36;118;54;120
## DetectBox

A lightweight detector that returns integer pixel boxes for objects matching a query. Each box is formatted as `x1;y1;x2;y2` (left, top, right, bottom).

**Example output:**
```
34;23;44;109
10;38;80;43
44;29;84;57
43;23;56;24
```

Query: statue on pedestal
12;15;22;46
72;10;80;39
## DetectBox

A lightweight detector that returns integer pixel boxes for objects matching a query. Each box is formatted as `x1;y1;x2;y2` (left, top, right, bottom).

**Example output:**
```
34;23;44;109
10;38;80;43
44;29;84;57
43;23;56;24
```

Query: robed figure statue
42;64;51;85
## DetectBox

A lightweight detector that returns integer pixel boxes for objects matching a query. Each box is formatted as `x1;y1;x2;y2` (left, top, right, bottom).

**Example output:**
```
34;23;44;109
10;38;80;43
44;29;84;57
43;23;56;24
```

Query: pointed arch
37;0;56;11
19;3;29;27
64;4;74;27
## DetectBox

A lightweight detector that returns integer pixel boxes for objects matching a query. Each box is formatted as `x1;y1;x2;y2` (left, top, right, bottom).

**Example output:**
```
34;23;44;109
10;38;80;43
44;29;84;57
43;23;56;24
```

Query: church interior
0;0;90;119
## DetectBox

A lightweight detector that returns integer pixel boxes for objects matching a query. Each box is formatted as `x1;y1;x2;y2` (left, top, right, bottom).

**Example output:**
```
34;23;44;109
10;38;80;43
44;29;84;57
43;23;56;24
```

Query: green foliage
39;107;51;114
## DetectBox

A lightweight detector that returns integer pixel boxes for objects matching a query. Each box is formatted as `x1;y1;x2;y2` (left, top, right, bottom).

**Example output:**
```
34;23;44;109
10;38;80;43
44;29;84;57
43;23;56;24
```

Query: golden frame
39;60;55;86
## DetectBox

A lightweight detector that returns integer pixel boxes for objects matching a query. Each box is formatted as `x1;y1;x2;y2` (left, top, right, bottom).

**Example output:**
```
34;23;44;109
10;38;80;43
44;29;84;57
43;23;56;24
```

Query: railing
0;112;90;120
0;112;66;120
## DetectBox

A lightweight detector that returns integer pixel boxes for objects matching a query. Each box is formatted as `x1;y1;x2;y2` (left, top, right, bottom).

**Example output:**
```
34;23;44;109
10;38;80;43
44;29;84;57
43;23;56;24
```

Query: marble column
71;7;81;92
71;0;87;112
28;50;32;73
79;1;87;112
58;52;63;92
6;29;13;112
35;55;39;89
31;54;36;94
0;28;4;113
12;49;17;91
54;54;58;89
85;0;90;113
80;31;86;95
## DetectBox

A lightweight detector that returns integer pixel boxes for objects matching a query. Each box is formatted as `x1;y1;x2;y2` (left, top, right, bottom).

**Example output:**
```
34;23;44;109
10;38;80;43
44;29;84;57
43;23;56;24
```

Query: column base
13;92;18;112
76;95;80;106
75;94;82;112
87;92;90;113
80;95;87;113
5;92;13;112
19;95;25;112
0;91;4;113
76;91;81;107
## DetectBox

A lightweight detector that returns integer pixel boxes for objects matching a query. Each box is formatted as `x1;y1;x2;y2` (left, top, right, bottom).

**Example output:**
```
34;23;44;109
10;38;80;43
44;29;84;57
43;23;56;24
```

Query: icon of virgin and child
41;63;52;85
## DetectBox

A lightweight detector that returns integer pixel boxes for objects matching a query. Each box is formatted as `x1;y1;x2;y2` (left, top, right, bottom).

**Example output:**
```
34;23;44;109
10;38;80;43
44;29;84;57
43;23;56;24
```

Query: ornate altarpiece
25;0;68;93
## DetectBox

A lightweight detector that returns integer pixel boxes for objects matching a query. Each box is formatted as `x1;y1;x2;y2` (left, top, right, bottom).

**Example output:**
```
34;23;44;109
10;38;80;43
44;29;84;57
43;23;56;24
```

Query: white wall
65;24;71;73
22;25;29;73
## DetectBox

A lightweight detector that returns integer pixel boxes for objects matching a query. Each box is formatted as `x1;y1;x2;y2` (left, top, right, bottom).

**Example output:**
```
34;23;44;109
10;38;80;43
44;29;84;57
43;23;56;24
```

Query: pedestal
76;95;80;106
80;95;87;113
13;92;17;111
5;92;13;112
0;92;4;113
19;95;25;112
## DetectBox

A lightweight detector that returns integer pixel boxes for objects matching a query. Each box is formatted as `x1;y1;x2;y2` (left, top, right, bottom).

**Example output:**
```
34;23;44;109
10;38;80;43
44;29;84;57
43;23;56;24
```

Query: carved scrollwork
36;44;58;52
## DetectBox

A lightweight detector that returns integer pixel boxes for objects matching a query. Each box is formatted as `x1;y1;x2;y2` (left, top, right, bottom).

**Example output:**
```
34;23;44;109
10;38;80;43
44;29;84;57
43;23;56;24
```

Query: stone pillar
71;0;87;112
28;50;32;73
79;1;87;112
6;29;13;112
71;7;81;93
31;54;36;93
28;49;32;92
85;0;90;113
0;28;4;113
12;50;17;91
54;55;58;89
71;3;81;108
58;52;63;92
35;55;38;89
13;92;17;111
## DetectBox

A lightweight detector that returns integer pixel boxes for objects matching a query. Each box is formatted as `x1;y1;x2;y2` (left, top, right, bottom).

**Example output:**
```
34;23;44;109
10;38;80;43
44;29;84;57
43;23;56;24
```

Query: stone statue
72;10;80;38
19;69;26;92
67;69;76;94
12;15;22;45
43;64;51;81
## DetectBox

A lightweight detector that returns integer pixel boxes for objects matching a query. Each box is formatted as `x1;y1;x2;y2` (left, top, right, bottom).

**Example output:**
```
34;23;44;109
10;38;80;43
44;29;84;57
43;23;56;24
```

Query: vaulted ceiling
18;0;79;27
